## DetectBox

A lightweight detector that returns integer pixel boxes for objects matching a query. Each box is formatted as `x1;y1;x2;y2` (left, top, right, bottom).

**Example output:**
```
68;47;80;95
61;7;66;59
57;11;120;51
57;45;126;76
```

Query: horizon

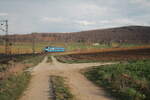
0;25;150;35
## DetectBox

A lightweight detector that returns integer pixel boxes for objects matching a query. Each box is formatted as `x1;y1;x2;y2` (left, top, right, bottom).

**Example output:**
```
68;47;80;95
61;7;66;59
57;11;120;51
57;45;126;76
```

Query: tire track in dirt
49;56;115;100
19;57;50;100
19;56;115;100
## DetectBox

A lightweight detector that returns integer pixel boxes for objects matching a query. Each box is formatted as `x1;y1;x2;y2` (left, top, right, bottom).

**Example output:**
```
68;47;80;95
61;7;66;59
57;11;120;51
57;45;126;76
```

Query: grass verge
47;55;52;63
0;54;45;100
84;59;150;100
0;72;31;100
14;54;44;66
50;75;73;100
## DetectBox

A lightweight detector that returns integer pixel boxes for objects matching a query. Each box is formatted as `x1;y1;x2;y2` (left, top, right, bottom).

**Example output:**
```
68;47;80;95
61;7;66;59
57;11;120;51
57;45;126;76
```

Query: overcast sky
0;0;150;34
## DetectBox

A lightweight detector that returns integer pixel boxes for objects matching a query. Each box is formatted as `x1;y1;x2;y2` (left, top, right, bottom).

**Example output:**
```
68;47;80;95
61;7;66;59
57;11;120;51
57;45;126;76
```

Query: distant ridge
1;25;150;44
57;25;150;43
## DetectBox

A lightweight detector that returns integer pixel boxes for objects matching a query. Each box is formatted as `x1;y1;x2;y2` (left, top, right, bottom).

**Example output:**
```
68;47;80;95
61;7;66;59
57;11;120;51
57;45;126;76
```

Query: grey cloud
0;0;149;34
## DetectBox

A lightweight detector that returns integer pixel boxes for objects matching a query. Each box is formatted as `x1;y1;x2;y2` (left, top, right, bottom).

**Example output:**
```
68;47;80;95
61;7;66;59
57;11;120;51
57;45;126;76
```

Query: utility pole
5;20;9;54
0;20;10;55
32;33;35;54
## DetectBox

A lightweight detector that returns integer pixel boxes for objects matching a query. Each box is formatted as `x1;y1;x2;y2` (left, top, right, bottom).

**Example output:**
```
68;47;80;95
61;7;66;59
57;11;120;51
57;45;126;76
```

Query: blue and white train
44;46;65;52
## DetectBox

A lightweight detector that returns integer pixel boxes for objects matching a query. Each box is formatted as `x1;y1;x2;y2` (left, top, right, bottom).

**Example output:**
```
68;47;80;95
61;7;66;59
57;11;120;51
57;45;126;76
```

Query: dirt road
19;56;115;100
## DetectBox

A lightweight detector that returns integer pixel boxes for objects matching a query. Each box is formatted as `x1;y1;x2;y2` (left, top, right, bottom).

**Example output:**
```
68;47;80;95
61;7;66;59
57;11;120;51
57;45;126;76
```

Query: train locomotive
44;46;65;52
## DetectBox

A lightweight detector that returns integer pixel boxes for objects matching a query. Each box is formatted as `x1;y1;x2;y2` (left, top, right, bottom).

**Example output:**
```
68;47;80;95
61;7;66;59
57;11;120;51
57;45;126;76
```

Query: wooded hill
1;26;150;44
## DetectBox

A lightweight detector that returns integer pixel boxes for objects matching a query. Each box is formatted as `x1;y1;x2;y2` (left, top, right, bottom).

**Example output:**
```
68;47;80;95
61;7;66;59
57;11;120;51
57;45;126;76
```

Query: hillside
1;26;150;44
70;26;150;43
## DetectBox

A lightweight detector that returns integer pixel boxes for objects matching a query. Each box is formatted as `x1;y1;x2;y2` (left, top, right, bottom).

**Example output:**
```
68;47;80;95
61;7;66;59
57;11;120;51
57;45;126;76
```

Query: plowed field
56;46;150;62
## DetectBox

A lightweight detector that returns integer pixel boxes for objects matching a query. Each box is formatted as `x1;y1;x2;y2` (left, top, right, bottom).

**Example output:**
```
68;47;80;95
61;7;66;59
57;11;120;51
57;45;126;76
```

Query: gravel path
19;56;115;100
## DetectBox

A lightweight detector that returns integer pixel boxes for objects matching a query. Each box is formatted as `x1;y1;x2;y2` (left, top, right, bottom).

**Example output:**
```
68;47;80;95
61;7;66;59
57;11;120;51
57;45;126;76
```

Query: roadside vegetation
0;72;30;100
0;64;8;72
14;54;45;66
0;54;44;73
0;54;45;100
84;59;150;100
50;75;73;100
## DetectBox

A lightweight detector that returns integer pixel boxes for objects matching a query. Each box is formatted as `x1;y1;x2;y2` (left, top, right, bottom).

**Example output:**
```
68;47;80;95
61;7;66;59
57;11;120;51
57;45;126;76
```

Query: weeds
0;64;8;72
0;54;44;100
47;55;52;63
50;75;73;100
0;72;31;100
84;59;150;100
